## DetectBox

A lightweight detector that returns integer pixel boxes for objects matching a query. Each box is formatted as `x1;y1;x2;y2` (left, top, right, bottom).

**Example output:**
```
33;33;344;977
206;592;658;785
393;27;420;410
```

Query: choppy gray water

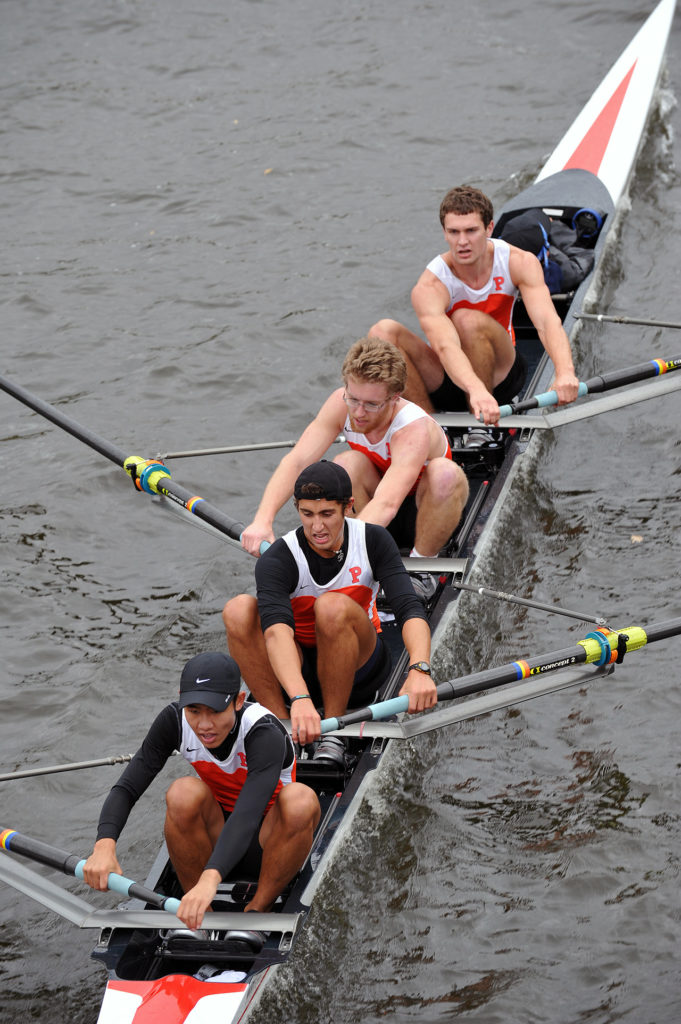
1;1;680;1021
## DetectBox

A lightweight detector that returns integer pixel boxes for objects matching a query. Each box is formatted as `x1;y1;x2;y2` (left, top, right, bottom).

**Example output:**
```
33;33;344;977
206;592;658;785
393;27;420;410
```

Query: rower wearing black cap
82;651;320;939
223;460;435;766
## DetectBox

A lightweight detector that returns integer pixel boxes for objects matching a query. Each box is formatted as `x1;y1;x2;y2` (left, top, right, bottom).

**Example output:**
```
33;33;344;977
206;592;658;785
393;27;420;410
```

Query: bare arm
511;248;579;404
176;869;222;931
399;616;436;712
357;417;432;526
241;390;346;555
264;623;322;745
412;272;499;421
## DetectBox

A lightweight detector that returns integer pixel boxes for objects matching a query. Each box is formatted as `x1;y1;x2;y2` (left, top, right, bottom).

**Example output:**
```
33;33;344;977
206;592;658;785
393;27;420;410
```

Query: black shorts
428;348;528;412
294;632;392;711
387;493;418;550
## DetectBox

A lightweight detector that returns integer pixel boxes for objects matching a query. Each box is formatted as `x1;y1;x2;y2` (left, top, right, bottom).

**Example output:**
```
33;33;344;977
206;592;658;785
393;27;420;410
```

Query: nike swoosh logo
195;677;211;684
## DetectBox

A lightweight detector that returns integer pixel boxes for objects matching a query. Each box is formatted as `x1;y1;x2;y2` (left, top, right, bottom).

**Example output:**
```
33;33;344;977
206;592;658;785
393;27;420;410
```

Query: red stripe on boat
101;976;248;1023
563;61;637;174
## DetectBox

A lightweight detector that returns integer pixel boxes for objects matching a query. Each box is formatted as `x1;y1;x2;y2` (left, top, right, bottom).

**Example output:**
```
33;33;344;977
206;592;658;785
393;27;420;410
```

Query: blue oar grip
499;380;589;419
74;859;181;914
321;694;410;732
238;532;271;555
534;389;559;408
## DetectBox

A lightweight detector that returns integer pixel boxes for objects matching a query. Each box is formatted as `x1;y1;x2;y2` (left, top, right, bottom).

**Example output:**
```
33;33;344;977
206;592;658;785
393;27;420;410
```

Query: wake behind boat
0;2;677;1022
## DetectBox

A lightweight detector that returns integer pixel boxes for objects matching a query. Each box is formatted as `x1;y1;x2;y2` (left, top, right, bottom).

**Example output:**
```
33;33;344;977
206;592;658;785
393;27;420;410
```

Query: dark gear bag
500;207;599;293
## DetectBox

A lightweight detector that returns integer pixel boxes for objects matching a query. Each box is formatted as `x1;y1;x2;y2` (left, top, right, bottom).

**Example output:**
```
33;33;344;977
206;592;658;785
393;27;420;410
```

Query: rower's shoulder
412;261;451;310
507;242;544;284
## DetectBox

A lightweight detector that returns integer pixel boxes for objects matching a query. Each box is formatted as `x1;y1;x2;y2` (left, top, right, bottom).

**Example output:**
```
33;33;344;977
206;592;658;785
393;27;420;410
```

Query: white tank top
283;517;380;646
343;401;450;494
180;702;294;812
426;238;517;339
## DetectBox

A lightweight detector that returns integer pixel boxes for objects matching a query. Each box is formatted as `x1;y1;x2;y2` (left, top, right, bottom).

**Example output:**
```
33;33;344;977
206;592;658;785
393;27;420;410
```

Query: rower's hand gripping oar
0;373;269;554
320;616;681;732
498;355;681;418
0;828;181;914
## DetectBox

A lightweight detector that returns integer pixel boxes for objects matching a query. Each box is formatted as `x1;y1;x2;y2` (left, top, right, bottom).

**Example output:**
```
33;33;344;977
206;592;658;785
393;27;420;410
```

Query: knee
222;593;258;637
278;784;321;832
333;450;356;472
450;307;482;339
424;459;469;502
333;449;367;484
368;318;402;345
313;591;353;634
165;777;205;821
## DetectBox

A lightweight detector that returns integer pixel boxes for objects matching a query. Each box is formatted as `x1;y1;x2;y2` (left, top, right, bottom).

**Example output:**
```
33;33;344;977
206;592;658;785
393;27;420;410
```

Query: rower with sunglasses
240;336;468;600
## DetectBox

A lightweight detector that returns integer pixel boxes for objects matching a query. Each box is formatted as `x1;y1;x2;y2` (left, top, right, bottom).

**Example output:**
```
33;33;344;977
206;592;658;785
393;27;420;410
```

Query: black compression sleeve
96;704;180;841
255;538;300;633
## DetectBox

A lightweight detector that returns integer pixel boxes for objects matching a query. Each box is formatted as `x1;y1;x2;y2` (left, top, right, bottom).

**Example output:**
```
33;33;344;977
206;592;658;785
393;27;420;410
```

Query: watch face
412;662;431;673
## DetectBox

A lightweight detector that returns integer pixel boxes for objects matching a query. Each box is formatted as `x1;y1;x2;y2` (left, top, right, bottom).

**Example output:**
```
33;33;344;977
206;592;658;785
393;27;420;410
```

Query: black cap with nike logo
179;652;242;711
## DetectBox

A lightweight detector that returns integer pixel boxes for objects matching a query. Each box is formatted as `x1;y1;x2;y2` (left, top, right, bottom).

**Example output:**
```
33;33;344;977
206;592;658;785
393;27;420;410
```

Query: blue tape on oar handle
366;694;410;719
321;694;410;733
237;531;271;555
499;381;589;419
74;859;181;914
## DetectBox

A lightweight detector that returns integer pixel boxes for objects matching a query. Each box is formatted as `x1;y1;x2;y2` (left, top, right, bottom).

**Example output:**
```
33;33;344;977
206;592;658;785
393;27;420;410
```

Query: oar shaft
1;374;259;551
0;829;180;913
0;375;128;468
500;356;681;417
581;357;681;394
322;616;681;731
155;476;246;544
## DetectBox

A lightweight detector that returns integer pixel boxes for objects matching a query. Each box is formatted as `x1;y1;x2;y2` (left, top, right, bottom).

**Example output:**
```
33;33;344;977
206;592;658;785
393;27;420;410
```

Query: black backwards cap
179;652;241;712
293;460;352;502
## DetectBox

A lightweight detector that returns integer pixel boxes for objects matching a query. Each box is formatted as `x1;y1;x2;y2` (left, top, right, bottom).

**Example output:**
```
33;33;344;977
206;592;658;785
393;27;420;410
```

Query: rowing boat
0;2;676;1021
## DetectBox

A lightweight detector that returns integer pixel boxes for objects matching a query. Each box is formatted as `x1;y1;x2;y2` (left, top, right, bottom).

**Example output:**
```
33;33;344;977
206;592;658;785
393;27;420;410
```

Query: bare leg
333;449;381;513
369;319;443;411
452;308;515;390
223;594;290;717
414;458;470;555
313;592;379;717
164;777;225;893
245;783;321;913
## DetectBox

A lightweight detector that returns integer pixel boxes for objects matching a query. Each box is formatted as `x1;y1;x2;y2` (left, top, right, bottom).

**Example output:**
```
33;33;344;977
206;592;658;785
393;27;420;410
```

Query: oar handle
0;829;180;914
72;860;180;913
236;532;271;555
322;695;409;732
499;382;588;417
321;617;681;732
499;355;681;418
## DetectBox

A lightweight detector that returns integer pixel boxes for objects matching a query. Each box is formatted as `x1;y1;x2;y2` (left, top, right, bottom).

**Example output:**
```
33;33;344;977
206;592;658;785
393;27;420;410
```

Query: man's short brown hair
439;185;494;228
341;336;407;395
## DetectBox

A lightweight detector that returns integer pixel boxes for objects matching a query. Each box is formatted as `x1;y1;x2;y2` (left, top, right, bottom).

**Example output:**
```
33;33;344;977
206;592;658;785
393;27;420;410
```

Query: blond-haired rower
239;336;468;596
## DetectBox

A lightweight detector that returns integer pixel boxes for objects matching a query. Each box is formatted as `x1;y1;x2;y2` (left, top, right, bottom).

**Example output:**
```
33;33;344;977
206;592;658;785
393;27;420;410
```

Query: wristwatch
408;661;431;675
